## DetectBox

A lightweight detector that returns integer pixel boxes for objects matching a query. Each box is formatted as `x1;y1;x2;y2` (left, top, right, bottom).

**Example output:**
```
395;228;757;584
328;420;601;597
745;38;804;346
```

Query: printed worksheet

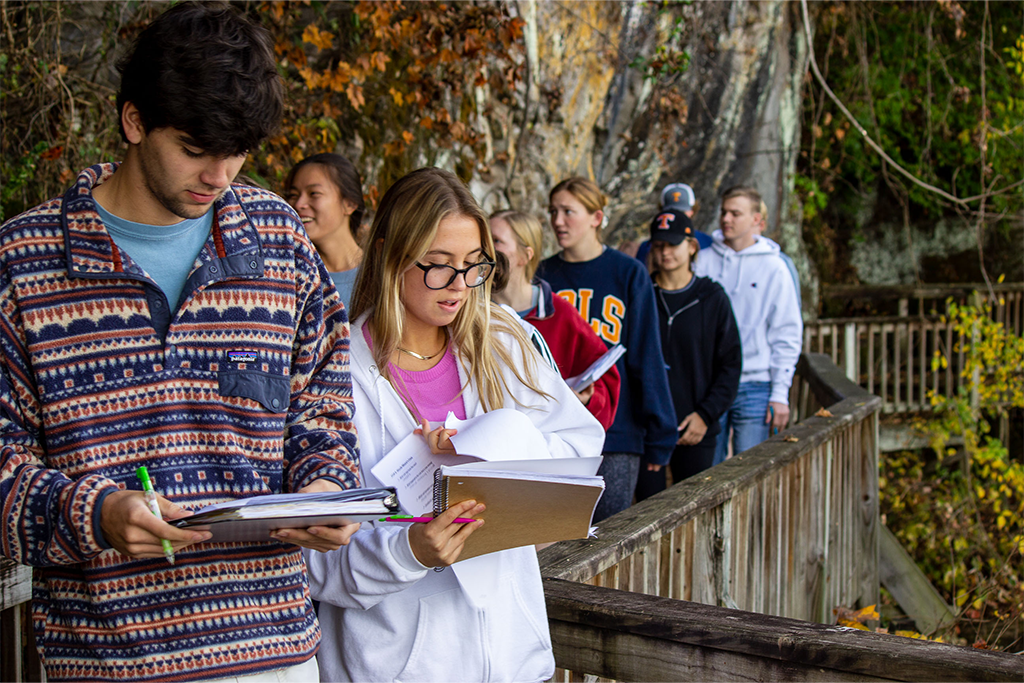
370;409;555;514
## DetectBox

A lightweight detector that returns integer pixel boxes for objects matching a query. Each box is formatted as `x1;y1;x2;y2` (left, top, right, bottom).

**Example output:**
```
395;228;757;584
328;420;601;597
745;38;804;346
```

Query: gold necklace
397;331;448;361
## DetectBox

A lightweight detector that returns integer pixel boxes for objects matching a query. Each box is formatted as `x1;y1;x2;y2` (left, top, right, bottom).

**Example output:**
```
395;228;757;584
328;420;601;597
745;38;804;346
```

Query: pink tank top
363;325;467;421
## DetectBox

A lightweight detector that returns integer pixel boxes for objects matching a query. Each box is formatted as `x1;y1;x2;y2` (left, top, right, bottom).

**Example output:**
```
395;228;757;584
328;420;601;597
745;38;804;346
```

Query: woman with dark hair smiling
285;153;366;310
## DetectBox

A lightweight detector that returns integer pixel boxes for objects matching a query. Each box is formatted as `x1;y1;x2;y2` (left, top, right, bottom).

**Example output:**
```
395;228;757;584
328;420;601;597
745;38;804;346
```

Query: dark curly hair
115;1;283;157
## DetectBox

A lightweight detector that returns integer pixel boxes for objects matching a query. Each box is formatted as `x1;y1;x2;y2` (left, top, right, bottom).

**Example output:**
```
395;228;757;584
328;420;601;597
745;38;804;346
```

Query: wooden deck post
843;322;857;381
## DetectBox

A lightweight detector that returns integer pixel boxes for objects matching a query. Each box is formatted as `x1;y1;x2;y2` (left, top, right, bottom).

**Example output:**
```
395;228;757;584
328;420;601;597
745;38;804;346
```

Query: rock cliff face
8;0;816;310
473;0;815;311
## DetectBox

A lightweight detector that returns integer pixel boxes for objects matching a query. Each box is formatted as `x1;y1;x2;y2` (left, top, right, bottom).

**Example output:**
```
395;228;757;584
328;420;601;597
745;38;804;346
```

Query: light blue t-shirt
329;267;359;312
96;203;212;311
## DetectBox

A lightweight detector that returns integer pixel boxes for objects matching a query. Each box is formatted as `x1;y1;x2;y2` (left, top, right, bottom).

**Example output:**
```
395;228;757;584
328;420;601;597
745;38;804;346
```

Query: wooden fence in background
539;352;1021;681
804;283;1023;414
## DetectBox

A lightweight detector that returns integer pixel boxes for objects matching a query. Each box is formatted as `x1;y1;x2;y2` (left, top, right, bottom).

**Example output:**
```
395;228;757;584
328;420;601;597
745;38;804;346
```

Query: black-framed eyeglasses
415;260;496;290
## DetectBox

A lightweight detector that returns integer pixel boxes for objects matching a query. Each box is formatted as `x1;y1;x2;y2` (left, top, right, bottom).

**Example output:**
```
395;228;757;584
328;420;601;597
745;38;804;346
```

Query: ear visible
122;102;146;145
524;245;535;264
340;198;358;217
592;210;604;229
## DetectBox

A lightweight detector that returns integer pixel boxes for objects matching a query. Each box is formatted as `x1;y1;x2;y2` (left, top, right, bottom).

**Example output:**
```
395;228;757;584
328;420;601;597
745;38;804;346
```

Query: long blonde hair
350;167;548;411
490;210;543;281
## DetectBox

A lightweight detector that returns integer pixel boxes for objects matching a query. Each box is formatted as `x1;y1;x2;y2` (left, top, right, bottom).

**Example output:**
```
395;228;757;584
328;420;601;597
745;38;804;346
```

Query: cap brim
650;235;685;246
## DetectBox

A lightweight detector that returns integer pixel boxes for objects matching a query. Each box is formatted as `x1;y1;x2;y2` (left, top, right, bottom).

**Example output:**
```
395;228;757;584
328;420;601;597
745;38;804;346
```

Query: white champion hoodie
694;231;803;405
304;311;604;683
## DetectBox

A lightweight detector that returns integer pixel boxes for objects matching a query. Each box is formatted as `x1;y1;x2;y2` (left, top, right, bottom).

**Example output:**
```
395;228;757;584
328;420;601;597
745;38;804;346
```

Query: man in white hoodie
695;186;803;465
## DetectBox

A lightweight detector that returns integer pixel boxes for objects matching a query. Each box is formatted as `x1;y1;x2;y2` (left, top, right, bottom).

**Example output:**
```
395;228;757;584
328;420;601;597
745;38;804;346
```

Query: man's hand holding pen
100;490;211;560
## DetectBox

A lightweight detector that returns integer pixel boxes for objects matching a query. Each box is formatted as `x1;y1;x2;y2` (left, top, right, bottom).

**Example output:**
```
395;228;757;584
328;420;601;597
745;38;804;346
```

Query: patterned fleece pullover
0;164;360;682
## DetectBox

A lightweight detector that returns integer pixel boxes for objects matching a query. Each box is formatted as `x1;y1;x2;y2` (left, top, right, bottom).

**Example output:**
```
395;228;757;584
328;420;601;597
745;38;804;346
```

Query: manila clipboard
432;463;604;561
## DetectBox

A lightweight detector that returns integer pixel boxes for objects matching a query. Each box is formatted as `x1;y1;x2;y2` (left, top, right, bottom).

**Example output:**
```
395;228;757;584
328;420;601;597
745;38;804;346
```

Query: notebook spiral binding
431;467;448;572
432;467;447;518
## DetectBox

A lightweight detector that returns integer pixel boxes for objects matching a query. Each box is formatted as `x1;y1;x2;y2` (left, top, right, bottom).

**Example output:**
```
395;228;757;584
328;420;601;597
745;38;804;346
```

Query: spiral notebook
432;461;604;561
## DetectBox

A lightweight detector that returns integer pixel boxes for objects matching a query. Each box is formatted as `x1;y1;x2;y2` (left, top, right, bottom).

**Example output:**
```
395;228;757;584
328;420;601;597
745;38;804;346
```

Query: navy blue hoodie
538;248;677;465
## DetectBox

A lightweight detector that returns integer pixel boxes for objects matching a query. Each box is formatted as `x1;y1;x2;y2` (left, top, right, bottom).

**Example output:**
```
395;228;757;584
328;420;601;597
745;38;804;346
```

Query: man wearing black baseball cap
635;207;741;500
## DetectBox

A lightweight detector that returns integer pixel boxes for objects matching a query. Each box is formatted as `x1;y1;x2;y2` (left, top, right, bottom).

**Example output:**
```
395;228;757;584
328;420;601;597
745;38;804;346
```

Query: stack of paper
172;488;400;543
435;458;604;560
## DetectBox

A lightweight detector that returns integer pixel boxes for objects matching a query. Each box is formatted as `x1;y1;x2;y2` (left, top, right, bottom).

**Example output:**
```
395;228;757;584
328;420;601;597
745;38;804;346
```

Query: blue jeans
714;381;771;465
593;452;640;523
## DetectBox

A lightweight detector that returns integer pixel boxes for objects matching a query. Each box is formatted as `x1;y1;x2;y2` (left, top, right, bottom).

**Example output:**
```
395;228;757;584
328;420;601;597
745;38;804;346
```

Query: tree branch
798;0;1012;208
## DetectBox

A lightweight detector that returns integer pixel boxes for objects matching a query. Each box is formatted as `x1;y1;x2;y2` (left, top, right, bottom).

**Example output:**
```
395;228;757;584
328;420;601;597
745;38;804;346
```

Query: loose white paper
566;343;626;391
444;409;551;461
369;432;471;515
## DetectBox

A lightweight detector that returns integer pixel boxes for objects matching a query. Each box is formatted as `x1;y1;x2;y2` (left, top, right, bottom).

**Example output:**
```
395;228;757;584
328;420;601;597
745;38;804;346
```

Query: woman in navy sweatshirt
635;208;742;500
537;177;677;521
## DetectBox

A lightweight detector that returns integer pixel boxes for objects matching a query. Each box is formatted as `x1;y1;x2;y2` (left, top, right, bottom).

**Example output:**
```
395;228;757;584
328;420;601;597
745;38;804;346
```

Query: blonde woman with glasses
304;168;603;683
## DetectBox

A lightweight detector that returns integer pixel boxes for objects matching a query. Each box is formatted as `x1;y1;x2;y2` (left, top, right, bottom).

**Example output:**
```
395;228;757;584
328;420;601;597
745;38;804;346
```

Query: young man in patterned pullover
0;3;360;681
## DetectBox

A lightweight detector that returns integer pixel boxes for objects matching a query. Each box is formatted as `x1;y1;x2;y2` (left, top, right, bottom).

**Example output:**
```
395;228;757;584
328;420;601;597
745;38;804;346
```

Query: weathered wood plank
545;578;1023;682
859;416;880;610
878;524;956;635
0;604;23;683
730;486;750;610
680;518;693;602
550;620;889;682
0;560;31;612
690;508;717;607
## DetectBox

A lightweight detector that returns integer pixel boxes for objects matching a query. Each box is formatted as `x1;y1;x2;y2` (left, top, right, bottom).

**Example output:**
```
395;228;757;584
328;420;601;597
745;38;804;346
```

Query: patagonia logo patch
227;350;259;363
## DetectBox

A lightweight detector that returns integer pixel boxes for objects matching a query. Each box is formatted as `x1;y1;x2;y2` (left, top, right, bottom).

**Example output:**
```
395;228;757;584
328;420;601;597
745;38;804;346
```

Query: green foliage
629;3;691;82
794;174;828;222
799;1;1024;284
0;2;157;222
881;297;1023;647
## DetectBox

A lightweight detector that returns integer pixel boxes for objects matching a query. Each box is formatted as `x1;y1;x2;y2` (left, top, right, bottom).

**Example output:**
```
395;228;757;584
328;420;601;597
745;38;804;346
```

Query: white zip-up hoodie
305;311;604;683
694;231;803;404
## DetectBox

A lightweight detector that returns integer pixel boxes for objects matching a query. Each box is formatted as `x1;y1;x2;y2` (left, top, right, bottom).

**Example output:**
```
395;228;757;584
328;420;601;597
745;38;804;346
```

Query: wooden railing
805;283;1023;414
538;352;1021;680
544;578;1022;682
0;559;34;682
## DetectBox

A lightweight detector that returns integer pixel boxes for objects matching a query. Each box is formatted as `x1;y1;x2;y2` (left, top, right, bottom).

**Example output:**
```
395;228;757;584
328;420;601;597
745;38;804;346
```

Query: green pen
135;466;175;565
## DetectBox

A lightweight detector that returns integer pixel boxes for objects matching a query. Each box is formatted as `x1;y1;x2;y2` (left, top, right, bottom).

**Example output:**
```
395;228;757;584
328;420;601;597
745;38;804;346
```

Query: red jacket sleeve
532;295;621;430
